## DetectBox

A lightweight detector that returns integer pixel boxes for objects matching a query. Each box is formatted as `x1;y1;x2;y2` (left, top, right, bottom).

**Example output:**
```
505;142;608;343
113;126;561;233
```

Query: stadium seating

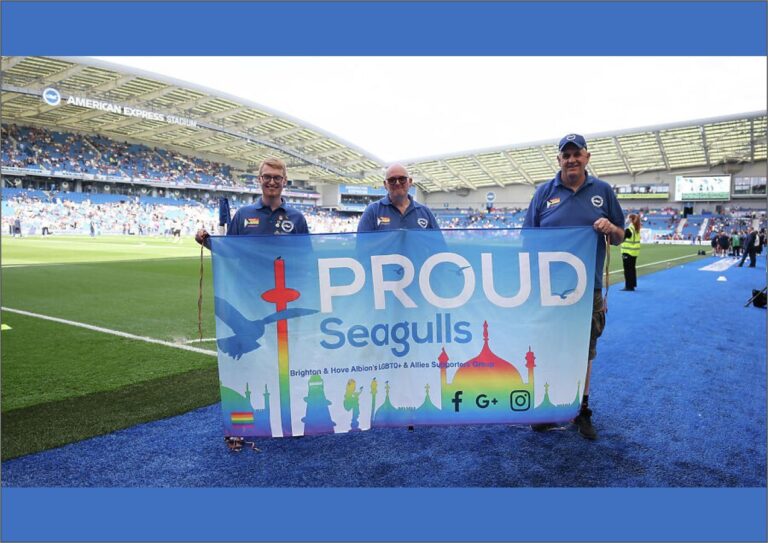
5;124;765;241
680;215;706;240
3;124;235;187
433;207;527;229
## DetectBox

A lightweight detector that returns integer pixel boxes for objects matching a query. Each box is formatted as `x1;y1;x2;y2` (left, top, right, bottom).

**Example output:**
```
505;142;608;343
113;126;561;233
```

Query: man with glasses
357;163;439;232
357;163;439;433
523;134;624;440
195;157;308;247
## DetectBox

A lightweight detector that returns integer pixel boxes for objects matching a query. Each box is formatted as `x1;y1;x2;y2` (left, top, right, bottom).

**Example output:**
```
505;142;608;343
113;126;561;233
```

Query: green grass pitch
0;234;707;459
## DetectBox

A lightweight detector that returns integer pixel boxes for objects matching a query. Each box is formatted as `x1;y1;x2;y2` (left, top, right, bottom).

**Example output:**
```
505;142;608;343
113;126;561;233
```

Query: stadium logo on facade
42;88;61;107
486;191;496;203
591;195;604;207
417;218;428;229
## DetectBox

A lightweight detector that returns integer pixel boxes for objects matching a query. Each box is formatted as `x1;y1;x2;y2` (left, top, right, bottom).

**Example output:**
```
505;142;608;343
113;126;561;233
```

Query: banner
210;227;596;437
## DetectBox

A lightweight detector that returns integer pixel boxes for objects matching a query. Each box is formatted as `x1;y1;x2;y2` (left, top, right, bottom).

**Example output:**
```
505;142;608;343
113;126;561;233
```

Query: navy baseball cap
558;133;587;151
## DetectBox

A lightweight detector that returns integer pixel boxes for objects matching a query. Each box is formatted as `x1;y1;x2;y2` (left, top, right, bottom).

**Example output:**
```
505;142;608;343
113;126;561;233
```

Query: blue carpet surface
3;256;765;487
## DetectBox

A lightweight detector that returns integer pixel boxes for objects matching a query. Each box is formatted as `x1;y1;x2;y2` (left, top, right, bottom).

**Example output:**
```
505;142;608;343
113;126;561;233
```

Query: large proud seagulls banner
210;227;596;437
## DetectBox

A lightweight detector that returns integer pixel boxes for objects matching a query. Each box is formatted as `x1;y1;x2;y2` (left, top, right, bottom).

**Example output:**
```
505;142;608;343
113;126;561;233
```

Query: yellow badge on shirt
378;216;391;225
245;218;260;226
546;197;561;209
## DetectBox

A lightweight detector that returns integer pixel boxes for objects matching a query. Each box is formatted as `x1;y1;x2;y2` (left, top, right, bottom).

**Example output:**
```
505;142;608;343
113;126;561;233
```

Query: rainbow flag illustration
230;412;254;425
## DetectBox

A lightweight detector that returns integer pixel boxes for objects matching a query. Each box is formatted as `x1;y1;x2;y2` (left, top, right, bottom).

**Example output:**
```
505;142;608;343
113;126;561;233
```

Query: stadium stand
2;189;217;237
433;207;527;229
3;124;235;187
1;187;370;236
680;214;707;240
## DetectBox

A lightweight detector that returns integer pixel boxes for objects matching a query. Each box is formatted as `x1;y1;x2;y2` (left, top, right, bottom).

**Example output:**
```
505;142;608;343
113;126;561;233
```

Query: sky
92;57;766;163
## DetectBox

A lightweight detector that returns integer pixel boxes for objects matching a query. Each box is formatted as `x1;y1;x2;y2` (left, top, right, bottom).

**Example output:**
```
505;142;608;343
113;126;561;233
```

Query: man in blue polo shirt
524;133;625;440
195;157;308;247
357;163;438;433
357;163;439;232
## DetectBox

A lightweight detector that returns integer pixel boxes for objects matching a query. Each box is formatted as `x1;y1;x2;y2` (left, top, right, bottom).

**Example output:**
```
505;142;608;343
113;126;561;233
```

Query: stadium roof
408;111;767;192
0;56;385;185
2;56;766;194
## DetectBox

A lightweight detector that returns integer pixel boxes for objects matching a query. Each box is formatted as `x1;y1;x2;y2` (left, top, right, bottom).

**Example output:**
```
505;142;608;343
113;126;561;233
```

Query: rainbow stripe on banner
210;227;597;438
230;412;254;425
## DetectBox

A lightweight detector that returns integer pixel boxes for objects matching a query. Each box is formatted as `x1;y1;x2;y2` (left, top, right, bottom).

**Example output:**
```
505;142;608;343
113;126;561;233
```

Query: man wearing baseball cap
523;133;625;440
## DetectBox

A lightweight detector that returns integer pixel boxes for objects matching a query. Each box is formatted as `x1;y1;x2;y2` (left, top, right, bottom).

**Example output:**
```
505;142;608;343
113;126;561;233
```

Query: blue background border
3;488;766;541
1;1;766;541
1;1;766;55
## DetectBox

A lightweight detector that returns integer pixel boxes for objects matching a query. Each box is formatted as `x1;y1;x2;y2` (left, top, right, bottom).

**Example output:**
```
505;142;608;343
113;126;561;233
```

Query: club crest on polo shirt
546;197;561;209
378;216;391;226
591;195;604;207
280;220;294;233
417;218;428;228
245;217;260;227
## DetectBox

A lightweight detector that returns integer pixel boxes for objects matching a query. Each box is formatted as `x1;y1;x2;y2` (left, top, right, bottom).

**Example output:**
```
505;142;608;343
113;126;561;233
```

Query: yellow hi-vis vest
621;224;640;257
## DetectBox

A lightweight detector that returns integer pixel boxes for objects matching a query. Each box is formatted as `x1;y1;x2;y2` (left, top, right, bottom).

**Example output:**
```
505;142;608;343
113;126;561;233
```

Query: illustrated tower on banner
220;381;272;437
534;380;582;419
261;257;300;437
301;374;336;435
372;380;441;428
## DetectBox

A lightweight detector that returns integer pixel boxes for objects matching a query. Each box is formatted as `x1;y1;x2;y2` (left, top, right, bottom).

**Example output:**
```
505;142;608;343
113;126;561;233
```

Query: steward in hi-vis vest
621;223;640;257
620;214;641;291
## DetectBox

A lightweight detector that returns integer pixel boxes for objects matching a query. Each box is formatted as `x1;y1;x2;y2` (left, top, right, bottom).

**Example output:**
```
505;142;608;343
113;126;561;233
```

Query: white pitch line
1;307;217;357
608;253;701;274
185;337;217;344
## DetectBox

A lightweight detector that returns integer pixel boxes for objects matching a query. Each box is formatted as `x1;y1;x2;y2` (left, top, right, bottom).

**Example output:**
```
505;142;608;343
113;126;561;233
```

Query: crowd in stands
433;207;527;229
4;188;765;241
304;208;358;233
5;122;765;239
2;124;235;187
2;189;363;237
617;205;766;243
2;190;217;238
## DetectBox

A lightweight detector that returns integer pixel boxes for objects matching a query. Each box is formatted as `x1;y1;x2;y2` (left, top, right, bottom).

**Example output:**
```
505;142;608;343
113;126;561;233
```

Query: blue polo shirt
523;172;624;289
357;195;440;232
228;198;309;236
